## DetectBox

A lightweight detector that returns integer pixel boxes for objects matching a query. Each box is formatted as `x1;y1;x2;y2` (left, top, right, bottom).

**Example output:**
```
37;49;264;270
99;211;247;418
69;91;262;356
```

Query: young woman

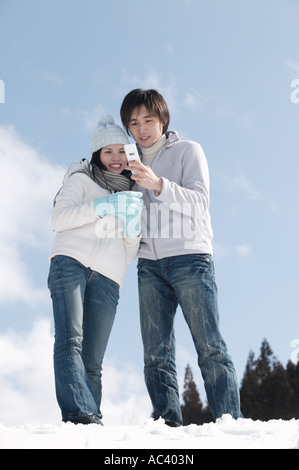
120;89;242;426
48;116;143;425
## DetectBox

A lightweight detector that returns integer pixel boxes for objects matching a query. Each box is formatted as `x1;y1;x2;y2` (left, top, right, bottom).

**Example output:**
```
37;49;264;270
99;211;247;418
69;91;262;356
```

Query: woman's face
100;144;127;174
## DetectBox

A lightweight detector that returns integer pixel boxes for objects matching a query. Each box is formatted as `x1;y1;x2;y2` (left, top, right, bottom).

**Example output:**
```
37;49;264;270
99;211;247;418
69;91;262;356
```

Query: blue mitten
94;191;143;223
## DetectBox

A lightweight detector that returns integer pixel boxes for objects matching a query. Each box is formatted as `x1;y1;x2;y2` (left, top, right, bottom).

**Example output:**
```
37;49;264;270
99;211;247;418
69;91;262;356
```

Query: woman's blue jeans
48;255;119;422
138;254;242;425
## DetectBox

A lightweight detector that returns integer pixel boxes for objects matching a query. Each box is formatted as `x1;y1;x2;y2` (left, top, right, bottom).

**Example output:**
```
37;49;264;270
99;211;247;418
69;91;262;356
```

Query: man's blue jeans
138;254;242;425
48;255;119;422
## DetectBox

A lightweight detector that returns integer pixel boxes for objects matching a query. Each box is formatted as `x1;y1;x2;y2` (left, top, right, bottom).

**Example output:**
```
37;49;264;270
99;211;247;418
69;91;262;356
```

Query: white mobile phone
124;143;141;174
124;143;141;162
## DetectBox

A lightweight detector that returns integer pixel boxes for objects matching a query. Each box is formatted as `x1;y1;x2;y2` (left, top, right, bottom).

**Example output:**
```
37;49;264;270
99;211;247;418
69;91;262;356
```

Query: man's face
128;104;164;148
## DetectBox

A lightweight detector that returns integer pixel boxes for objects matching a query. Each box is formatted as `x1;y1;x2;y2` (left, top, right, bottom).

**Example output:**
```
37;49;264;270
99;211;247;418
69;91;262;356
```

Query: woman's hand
126;161;163;195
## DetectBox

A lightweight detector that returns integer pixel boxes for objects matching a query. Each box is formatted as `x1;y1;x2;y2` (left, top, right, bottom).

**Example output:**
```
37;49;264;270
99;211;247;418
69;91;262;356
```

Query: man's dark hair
120;89;170;135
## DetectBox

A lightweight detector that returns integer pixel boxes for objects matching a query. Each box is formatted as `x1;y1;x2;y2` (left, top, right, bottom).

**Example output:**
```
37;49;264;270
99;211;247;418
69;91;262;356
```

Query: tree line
181;339;299;425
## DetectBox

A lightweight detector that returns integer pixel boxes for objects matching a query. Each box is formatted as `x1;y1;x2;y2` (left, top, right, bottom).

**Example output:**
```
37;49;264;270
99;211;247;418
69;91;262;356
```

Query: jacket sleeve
51;173;97;232
123;235;141;264
153;142;210;218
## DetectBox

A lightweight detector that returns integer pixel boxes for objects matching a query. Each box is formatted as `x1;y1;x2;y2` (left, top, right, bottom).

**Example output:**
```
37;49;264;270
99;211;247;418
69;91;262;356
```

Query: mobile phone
124;143;141;174
124;143;141;162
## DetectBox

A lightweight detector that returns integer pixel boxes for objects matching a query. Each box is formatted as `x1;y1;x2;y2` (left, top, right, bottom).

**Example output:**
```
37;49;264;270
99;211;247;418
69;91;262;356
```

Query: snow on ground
0;415;298;450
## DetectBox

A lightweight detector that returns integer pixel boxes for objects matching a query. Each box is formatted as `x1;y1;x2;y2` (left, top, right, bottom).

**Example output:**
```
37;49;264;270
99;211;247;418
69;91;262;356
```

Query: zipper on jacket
138;131;179;261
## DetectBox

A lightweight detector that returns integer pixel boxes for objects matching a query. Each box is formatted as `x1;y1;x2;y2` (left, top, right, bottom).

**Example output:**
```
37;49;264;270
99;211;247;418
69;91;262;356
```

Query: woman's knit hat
91;115;129;154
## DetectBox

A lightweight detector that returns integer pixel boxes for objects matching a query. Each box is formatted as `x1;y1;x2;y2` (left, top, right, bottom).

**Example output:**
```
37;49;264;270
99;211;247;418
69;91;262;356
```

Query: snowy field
1;415;298;450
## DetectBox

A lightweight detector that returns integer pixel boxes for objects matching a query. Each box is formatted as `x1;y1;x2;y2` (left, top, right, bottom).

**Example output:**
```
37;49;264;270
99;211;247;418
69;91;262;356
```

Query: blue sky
0;0;299;425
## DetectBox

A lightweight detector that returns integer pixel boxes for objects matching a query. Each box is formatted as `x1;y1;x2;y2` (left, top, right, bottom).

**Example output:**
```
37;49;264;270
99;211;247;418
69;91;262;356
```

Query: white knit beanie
91;115;129;154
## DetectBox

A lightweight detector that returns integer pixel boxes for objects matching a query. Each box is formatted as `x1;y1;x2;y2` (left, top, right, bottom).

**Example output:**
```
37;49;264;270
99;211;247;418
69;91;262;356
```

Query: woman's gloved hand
94;191;143;225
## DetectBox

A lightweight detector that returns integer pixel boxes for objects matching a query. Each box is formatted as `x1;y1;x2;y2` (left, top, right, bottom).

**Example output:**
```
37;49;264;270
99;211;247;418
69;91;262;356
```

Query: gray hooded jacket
136;131;213;260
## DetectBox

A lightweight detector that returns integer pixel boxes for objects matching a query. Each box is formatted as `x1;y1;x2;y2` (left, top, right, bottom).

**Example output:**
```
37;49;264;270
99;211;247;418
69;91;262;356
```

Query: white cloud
183;91;204;111
37;71;62;85
101;360;151;425
0;126;64;305
121;66;179;114
236;244;252;257
79;104;107;133
0;319;151;426
120;66;240;124
0;318;210;427
223;174;263;201
213;242;252;258
0;319;59;426
286;60;299;77
61;104;108;134
165;43;175;55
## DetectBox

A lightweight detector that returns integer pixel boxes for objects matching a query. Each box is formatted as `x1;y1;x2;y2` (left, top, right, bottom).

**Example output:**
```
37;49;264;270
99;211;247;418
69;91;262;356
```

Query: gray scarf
90;163;132;192
54;159;132;206
69;158;132;193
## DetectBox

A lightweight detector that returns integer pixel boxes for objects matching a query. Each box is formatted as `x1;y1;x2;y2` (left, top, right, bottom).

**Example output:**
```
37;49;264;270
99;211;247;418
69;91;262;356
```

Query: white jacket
49;164;140;287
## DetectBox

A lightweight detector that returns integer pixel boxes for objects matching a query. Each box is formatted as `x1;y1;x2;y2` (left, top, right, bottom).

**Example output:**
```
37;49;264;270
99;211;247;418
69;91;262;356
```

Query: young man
120;89;242;426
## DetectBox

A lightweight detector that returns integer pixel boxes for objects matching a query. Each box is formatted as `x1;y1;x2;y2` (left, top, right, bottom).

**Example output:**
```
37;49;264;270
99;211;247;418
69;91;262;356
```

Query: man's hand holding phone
124;144;162;195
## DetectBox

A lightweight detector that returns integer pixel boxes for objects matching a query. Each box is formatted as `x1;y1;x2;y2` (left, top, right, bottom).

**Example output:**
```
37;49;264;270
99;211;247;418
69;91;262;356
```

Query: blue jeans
48;255;119;422
138;254;242;425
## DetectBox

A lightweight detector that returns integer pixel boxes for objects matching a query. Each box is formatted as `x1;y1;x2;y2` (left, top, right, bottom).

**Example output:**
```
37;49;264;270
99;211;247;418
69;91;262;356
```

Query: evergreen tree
181;364;203;425
286;360;299;418
240;339;296;420
181;364;213;425
254;339;276;420
180;341;299;424
269;360;294;419
239;350;258;418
